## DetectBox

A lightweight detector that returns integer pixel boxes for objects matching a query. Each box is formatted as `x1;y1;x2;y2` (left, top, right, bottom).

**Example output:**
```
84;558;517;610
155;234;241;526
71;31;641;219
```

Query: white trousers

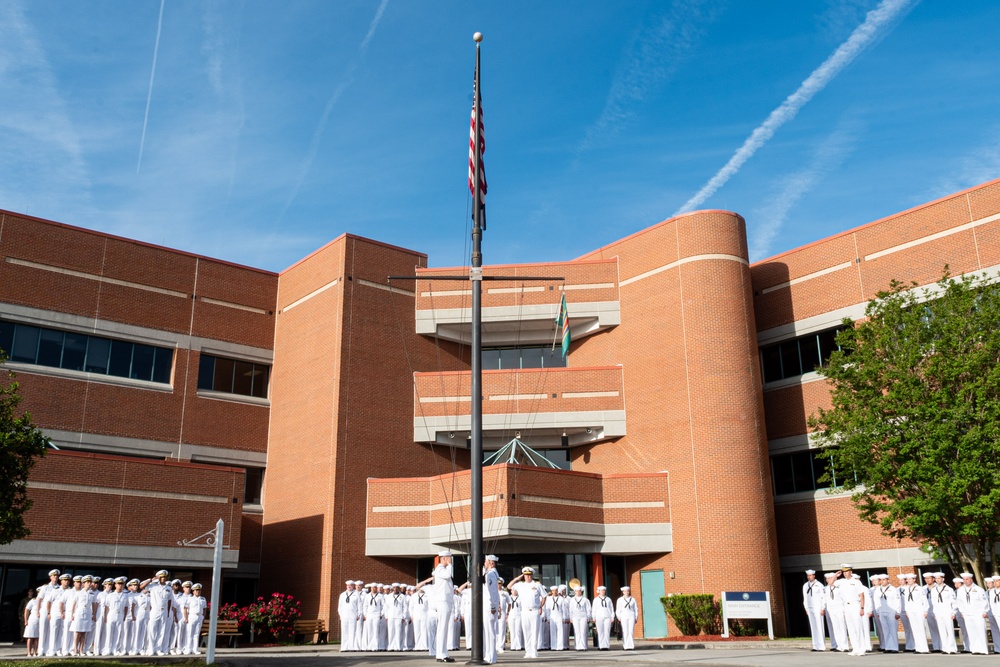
842;606;866;655
957;612;969;650
185;619;202;654
147;615;168;654
926;610;941;651
595;616;611;649
962;613;989;654
425;613;438;656
904;613;929;653
508;614;523;651
103;619;123;654
988;612;1000;654
496;613;507;651
482;613;497;664
933;609;957;653
339;615;356;651
62;618;73;654
387;618;403;651
434;605;452;659
549;613;563;649
45;615;61;655
877;612;898;650
132;617;148;654
538;617;549;649
412;617;427;651
363;616;380;651
621;616;636;649
825;606;847;650
520;611;539;658
572;617;589;650
805;608;825;650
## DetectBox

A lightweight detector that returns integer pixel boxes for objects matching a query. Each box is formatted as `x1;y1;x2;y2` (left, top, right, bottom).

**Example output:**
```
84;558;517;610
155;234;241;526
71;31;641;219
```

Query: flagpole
468;30;485;666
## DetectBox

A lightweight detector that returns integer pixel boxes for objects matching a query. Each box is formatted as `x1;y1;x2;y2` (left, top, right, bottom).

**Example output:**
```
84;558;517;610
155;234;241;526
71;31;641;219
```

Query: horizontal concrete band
0;538;240;568
0;300;274;363
779;546;944;572
420;283;616;297
366;518;672;557
44;428;267;468
28;480;231;504
415;411;627;441
619;253;748;287
420;391;621;403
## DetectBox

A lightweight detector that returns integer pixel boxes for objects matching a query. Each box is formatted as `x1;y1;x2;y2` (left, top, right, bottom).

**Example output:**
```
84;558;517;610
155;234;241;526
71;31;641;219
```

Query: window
198;353;270;398
770;449;850;496
760;326;845;383
244;468;264;505
482;346;568;370
0;320;173;383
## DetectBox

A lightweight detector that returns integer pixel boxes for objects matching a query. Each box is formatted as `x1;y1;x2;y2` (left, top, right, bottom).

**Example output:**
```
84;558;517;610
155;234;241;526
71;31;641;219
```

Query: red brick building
0;177;998;639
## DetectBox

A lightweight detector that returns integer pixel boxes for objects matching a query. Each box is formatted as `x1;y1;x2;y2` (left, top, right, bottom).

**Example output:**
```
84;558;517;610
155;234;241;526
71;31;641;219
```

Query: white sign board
720;591;774;639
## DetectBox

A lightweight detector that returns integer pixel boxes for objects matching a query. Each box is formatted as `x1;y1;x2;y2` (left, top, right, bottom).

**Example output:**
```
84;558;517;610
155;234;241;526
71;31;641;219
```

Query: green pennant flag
556;294;570;358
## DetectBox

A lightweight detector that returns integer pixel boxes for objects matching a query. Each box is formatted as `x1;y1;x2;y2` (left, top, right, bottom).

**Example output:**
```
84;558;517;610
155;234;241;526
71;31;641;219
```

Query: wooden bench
293;618;328;644
201;619;241;648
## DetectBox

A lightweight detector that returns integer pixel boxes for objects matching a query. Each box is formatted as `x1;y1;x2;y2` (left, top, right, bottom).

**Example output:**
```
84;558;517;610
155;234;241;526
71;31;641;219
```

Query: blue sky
1;0;998;272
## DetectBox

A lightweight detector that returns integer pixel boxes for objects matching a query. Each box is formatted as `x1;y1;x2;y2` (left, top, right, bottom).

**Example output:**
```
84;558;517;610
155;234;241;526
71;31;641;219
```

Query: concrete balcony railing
366;464;671;557
415;259;620;346
414;366;626;449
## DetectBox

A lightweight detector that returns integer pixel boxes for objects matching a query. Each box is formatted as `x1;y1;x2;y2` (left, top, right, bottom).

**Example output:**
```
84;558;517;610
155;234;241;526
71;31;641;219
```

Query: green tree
810;270;1000;583
0;352;49;545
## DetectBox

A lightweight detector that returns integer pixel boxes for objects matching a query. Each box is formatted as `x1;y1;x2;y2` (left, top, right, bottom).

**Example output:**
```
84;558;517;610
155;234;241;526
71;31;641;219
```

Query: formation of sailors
803;564;999;656
22;568;207;658
337;551;640;663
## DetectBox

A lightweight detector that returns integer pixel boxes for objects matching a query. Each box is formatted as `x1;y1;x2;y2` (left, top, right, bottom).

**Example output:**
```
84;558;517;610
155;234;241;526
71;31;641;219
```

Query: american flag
468;73;487;230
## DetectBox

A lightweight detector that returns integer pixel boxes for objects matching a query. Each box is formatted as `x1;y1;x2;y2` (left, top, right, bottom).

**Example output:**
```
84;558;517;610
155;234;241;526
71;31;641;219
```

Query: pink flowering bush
216;593;302;640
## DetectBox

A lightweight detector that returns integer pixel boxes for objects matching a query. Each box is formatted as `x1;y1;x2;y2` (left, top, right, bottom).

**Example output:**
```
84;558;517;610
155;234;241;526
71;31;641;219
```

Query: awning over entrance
366;464;671;557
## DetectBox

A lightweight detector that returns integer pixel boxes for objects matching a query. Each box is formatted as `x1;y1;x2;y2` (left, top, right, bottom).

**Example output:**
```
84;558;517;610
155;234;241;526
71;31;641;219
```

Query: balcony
414;366;626;449
415;259;620;346
366;465;671;556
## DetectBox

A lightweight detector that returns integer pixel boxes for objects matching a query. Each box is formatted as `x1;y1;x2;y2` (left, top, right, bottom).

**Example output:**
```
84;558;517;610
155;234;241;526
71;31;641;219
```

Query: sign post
720;591;773;639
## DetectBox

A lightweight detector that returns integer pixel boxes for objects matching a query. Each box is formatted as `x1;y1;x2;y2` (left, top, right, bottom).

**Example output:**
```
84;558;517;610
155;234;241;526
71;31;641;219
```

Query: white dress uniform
24;596;41;640
547;589;564;650
36;581;55;653
122;589;137;655
46;583;66;656
861;585;874;651
615;591;638;650
929;582;958;653
385;589;407;651
512;579;546;658
104;589;127;655
570;591;591;651
835;575;867;656
133;590;150;655
922;578;941;651
409;589;429;651
496;588;510;652
507;592;523;651
93;587;108;655
821;576;847;651
61;585;75;655
483;568;501;664
69;587;92;635
451;591;462;650
899;580;929;653
184;593;207;655
428;559;455;661
404;590;415;650
802;576;825;651
953;581;969;650
955;582;989;654
362;588;383;651
874;582;900;651
172;590;189;654
338;585;361;651
541;590;555;650
592;591;614;650
146;580;173;655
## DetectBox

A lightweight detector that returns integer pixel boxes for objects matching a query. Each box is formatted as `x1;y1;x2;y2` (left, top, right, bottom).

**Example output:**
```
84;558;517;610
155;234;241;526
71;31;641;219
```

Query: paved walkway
3;640;1000;666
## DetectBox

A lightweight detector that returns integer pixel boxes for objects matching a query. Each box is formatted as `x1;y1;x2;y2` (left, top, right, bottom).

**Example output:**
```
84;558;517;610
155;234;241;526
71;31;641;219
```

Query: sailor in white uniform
834;565;867;656
821;572;846;651
899;572;929;653
337;580;359;651
570;586;591;651
874;573;900;652
802;569;825;651
183;583;207;655
955;572;989;654
591;585;614;650
140;569;174;656
507;588;523;651
616;585;638;650
921;571;941;651
409;583;429;651
482;554;501;664
508;567;546;659
386;583;408;651
417;549;456;663
930;572;958;653
986;576;1000;654
37;570;60;657
133;586;150;655
495;578;510;653
45;573;70;656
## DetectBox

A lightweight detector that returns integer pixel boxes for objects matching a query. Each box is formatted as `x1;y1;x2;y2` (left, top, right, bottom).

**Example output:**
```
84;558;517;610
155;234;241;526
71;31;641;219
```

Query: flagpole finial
473;31;483;43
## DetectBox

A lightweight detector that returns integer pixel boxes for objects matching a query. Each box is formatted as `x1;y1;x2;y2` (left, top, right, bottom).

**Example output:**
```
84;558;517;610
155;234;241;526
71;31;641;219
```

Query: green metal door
640;569;667;638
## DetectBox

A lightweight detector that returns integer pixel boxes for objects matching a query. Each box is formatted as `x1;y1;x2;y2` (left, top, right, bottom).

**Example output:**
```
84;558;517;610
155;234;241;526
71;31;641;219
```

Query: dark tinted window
10;325;40;363
798;334;821;373
130;344;155;381
197;354;215;389
0;321;13;357
198;353;271;398
760;326;844;383
779;341;801;378
37;329;64;367
152;347;173;384
772;455;795;495
85;337;111;374
108;340;133;377
62;333;87;371
761;345;782;383
233;360;254;396
213;357;235;393
790;451;814;493
817;329;840;364
250;366;269;398
244;468;264;504
772;450;837;496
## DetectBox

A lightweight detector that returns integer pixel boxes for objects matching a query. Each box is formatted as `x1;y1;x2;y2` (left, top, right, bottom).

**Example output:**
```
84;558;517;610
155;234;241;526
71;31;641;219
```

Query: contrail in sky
136;0;166;174
277;0;389;223
674;0;915;216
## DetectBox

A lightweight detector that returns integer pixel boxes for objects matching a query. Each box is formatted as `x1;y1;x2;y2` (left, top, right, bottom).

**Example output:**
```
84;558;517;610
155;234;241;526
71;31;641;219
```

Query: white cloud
674;0;915;216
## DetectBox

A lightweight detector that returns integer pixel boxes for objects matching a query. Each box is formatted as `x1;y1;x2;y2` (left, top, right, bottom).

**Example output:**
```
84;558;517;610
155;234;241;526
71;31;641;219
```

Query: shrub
245;592;302;639
660;594;720;636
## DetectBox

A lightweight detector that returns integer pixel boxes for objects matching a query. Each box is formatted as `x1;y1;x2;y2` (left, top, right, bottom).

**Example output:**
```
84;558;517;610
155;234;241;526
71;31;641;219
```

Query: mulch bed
647;634;771;642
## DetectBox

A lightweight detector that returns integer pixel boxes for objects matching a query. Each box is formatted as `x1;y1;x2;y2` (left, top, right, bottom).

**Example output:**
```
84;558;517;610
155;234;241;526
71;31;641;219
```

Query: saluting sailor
139;569;174;656
417;549;456;663
508;566;545;659
834;565;866;656
802;569;825;651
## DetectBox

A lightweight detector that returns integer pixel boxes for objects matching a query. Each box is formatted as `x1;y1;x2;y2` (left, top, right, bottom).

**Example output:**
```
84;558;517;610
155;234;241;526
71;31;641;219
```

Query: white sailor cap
171;579;181;586
878;574;890;580
953;577;964;583
550;585;558;590
406;585;415;590
521;567;534;575
182;580;193;587
345;580;353;585
438;550;452;558
498;577;504;583
128;579;140;586
192;583;203;590
895;574;906;580
72;575;82;582
904;573;917;579
987;576;998;582
558;584;567;591
81;575;93;582
922;571;935;577
804;569;815;575
960;572;974;579
155;569;169;578
486;554;499;562
840;564;852;571
59;573;71;580
104;578;115;585
597;585;607;591
824;572;837;578
49;569;61;577
621;586;631;591
354;580;363;585
574;586;584;592
116;576;128;584
392;582;401;588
